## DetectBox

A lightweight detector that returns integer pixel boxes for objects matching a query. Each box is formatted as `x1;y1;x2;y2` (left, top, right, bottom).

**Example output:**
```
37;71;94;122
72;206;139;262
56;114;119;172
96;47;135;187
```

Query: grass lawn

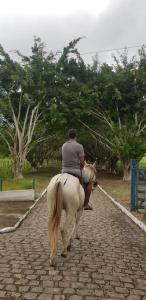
2;175;51;199
1;163;61;199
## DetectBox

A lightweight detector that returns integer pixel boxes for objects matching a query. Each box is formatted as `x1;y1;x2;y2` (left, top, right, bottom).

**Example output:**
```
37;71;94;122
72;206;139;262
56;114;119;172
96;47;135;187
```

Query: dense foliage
1;38;146;179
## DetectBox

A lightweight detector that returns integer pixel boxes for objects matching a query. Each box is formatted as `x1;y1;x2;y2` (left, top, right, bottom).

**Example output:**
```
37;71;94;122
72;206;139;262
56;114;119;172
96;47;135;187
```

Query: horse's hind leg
48;213;58;266
61;213;76;257
49;248;56;266
48;219;57;266
74;208;83;240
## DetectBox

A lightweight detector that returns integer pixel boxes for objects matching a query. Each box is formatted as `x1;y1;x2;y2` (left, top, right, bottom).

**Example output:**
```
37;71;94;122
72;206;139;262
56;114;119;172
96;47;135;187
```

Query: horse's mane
85;163;96;174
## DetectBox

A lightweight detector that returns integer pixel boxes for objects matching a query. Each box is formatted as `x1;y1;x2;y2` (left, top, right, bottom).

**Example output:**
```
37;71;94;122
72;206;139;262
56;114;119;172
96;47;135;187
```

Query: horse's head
84;161;98;187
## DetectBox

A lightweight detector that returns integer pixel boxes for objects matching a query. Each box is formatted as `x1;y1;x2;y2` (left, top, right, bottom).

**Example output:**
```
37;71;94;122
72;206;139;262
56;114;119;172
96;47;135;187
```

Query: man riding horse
61;128;93;210
47;131;97;264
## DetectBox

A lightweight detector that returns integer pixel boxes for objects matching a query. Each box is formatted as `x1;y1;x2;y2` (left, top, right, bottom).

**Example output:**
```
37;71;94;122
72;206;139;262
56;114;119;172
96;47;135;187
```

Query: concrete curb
0;189;47;234
98;185;146;234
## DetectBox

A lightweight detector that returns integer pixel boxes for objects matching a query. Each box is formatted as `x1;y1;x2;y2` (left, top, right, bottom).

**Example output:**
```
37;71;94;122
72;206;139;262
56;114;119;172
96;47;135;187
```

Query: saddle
65;172;87;190
65;172;82;184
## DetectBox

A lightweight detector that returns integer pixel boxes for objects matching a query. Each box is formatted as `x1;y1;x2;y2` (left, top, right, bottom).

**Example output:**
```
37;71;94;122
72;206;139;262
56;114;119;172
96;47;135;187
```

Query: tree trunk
31;167;38;172
12;158;23;179
123;161;131;181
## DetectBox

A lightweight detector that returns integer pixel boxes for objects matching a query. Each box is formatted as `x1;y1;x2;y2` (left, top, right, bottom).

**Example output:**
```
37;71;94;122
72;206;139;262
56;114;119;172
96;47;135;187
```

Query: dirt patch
0;214;21;229
97;170;146;224
0;165;61;230
0;201;34;229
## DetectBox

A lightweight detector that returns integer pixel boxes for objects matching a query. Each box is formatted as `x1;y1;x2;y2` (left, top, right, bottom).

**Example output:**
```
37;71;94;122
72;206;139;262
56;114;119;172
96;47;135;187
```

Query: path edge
98;185;146;234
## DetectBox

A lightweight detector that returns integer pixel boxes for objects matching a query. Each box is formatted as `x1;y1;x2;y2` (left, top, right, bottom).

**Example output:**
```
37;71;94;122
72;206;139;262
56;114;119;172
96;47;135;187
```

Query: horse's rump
47;173;84;210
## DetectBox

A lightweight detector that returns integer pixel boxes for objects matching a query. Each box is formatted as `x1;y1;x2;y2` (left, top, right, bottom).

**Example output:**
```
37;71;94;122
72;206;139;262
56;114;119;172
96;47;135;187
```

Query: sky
0;0;146;65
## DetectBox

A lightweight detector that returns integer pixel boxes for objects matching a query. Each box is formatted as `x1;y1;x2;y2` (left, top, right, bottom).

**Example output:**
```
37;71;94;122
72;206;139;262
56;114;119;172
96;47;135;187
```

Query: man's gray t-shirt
62;140;84;170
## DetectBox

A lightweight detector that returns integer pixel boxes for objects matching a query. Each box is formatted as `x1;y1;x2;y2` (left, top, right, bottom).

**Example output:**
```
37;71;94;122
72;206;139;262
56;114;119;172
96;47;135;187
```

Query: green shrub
116;160;123;172
0;167;12;179
139;156;146;167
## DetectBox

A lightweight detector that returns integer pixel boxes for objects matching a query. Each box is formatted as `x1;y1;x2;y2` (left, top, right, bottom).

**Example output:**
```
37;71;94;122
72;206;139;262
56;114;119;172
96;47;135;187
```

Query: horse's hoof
49;258;56;266
61;252;67;258
67;244;71;251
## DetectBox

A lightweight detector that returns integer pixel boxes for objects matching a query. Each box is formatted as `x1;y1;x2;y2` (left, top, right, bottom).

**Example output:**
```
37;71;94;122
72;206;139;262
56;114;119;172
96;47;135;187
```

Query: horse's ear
84;160;88;166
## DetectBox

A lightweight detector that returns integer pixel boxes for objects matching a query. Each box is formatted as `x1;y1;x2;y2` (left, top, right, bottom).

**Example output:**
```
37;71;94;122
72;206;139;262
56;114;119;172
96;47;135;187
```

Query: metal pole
0;178;2;191
130;159;138;211
32;178;35;190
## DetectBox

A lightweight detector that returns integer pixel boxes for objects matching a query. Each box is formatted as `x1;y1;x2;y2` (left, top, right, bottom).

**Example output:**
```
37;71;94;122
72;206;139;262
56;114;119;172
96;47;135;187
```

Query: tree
26;130;63;171
83;107;146;181
48;37;99;129
0;93;40;178
0;42;42;178
82;49;146;180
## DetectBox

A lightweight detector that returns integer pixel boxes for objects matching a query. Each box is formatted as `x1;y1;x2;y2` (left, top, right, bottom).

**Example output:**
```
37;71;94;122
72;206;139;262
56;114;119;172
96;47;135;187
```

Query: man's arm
80;156;85;169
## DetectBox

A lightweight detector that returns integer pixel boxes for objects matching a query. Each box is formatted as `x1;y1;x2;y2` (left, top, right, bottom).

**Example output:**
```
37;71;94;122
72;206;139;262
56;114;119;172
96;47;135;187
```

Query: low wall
0;189;35;202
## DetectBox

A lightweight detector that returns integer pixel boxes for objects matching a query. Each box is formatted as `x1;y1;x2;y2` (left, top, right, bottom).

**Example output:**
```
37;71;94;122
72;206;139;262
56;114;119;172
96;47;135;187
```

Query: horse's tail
48;181;63;256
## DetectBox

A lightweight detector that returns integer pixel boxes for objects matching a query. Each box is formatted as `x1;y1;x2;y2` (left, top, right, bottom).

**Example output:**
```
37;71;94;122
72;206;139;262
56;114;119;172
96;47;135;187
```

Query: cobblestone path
0;188;146;300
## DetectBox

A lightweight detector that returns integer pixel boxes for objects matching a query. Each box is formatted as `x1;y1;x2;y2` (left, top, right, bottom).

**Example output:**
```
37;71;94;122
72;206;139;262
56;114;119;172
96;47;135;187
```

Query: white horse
47;161;97;266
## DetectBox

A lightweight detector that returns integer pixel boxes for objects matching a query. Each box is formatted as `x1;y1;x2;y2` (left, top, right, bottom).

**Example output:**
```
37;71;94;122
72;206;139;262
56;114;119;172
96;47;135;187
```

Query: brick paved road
0;188;146;300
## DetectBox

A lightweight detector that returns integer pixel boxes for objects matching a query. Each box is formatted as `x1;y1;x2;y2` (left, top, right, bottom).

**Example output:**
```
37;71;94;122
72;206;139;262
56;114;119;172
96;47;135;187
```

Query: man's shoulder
62;141;84;150
62;142;67;147
74;142;84;154
62;141;70;146
75;141;83;148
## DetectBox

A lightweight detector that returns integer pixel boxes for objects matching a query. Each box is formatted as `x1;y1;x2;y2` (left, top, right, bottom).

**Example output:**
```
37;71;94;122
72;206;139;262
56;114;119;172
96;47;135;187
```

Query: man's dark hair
68;128;77;139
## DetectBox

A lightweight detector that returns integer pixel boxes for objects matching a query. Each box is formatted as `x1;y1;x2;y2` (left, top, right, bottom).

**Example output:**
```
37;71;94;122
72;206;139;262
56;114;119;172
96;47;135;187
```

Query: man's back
61;128;93;210
62;140;84;169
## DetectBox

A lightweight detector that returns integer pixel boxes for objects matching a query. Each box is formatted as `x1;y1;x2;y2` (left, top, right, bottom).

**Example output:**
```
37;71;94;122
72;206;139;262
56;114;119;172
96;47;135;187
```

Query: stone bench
0;189;35;202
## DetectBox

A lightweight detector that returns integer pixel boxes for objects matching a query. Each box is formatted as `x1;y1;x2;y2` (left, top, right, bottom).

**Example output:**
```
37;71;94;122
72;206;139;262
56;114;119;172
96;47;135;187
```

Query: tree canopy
1;38;146;179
